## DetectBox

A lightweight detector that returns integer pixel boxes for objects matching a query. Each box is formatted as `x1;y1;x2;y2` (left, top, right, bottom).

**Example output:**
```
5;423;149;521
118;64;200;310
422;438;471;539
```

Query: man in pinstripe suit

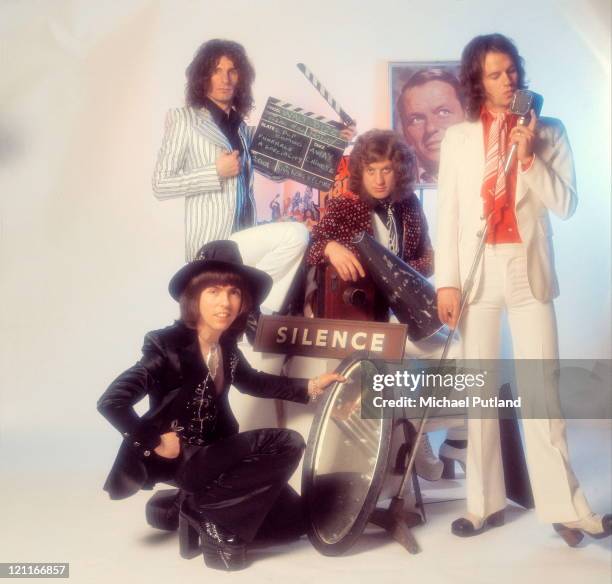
148;39;316;537
148;39;360;538
152;39;312;315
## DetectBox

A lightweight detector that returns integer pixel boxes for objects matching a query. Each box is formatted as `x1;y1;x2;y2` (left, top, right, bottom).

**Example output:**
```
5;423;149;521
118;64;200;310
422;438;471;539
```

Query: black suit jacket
98;321;309;499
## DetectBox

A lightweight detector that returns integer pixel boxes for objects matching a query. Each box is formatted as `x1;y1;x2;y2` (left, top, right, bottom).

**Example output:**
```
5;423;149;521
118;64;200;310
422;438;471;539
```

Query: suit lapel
515;124;529;205
515;124;551;206
153;321;198;398
453;121;486;219
220;337;238;392
468;120;485;187
515;173;528;206
238;121;250;150
181;339;209;387
193;107;232;151
238;122;251;172
143;324;205;421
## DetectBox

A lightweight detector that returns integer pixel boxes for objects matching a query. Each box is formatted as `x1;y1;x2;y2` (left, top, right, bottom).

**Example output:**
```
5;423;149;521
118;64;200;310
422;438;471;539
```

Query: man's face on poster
400;79;464;178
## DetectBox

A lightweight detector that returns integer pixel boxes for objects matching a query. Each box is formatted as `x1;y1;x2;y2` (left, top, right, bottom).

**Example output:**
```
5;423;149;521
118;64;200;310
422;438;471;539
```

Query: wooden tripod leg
368;497;422;554
411;469;426;523
367;419;425;554
369;508;391;530
388;497;421;554
390;520;420;554
274;399;286;428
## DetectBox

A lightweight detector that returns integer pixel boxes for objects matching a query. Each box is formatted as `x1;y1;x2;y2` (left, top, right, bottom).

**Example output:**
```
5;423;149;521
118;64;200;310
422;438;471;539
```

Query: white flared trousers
230;222;309;378
230;222;309;314
459;244;591;522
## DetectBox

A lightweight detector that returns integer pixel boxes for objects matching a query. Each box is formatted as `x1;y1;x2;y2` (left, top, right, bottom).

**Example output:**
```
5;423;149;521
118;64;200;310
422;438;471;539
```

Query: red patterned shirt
481;108;522;244
306;192;434;277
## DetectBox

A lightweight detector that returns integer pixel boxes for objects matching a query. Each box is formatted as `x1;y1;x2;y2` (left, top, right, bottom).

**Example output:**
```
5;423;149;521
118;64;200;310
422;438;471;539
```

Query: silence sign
253;315;407;360
251;97;348;191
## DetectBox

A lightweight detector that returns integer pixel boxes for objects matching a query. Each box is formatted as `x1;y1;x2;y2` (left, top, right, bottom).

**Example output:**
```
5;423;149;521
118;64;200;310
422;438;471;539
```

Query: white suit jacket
435;116;577;303
152;106;256;260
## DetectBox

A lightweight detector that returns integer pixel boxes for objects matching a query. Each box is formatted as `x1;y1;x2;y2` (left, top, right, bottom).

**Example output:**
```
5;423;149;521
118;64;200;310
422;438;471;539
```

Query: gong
301;353;420;555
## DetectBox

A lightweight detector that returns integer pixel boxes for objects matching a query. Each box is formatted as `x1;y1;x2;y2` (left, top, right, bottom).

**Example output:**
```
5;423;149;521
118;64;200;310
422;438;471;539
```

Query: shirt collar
481;106;513;124
203;97;242;128
374;195;399;211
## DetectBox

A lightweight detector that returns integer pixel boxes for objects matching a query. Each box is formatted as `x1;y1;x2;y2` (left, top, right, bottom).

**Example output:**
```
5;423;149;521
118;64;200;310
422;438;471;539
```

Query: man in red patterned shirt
307;129;433;280
307;129;466;481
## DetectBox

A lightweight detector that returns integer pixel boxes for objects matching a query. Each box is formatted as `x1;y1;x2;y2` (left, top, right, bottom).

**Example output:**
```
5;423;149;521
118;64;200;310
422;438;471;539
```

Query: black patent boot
178;500;247;571
145;489;184;531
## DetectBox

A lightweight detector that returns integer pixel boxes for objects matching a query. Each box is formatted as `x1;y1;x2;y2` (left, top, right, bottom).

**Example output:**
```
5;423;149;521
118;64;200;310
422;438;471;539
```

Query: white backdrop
0;0;610;494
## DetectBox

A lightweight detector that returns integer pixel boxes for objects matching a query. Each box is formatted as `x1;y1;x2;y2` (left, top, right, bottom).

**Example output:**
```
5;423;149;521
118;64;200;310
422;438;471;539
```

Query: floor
1;421;610;584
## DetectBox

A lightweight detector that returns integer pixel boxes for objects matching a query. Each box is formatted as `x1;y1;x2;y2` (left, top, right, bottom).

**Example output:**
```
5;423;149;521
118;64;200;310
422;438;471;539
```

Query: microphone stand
372;106;536;553
385;212;492;554
503;114;529;175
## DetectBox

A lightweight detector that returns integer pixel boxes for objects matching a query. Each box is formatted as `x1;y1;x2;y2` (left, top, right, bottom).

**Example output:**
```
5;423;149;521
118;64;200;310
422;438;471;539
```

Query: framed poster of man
389;61;464;187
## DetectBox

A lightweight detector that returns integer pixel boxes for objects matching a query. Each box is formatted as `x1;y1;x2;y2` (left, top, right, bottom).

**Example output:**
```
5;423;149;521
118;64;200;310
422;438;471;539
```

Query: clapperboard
251;97;348;191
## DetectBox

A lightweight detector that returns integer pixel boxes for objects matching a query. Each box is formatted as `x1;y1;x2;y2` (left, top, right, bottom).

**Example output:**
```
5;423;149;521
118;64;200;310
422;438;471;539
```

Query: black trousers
149;428;306;543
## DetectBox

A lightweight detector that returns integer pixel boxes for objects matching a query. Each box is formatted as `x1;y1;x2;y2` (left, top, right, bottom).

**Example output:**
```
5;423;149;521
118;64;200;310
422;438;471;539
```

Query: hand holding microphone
509;109;537;166
504;89;543;174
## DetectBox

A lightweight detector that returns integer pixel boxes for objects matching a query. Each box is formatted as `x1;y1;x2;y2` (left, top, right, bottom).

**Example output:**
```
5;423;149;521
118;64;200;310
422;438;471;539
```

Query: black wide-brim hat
168;240;273;306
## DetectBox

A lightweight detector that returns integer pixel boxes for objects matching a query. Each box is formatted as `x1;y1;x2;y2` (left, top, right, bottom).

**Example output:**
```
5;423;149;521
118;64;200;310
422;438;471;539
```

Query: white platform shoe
439;439;467;479
414;434;444;481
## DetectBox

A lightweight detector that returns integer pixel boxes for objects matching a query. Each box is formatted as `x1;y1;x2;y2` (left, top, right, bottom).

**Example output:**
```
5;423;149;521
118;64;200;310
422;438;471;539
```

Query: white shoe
414;434;444;481
439;440;467;479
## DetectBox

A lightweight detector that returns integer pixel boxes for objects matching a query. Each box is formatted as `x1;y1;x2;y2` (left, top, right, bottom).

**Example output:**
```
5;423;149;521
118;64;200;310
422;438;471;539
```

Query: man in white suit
152;39;311;314
436;33;610;544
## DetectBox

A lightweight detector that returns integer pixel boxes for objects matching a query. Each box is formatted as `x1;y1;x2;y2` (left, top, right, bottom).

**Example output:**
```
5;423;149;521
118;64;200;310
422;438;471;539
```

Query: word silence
253;315;407;360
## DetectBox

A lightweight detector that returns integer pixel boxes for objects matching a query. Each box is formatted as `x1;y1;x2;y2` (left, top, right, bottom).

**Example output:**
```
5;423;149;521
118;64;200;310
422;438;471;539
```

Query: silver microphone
503;90;544;175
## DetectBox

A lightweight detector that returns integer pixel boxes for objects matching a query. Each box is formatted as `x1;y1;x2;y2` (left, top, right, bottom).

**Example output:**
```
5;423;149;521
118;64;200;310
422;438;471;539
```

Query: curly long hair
185;39;255;118
460;33;527;121
348;130;416;205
